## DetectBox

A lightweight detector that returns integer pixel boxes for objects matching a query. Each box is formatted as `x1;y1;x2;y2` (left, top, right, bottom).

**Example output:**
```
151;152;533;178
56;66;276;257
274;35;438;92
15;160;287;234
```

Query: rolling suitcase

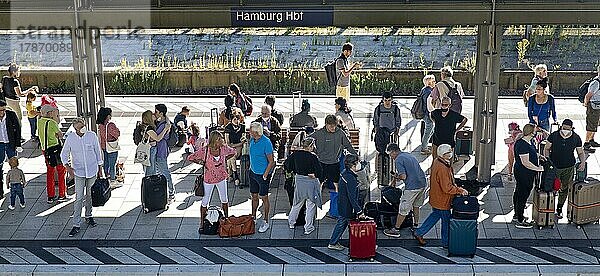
205;108;219;137
454;127;473;156
376;152;391;187
448;218;477;258
568;179;600;227
238;141;250;188
141;174;168;213
349;220;377;261
364;201;413;230
451;195;480;220
532;189;555;229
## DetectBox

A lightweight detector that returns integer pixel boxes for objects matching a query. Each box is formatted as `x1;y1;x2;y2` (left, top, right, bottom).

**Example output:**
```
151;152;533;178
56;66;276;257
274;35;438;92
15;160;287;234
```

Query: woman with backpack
527;78;557;132
228;83;253;117
188;131;236;234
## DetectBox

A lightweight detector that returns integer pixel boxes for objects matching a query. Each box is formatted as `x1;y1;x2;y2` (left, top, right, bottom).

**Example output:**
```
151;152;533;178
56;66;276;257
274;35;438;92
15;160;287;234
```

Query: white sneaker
109;180;123;189
8;205;15;210
258;222;270;233
19;203;25;208
304;228;315;235
289;224;295;229
328;243;345;251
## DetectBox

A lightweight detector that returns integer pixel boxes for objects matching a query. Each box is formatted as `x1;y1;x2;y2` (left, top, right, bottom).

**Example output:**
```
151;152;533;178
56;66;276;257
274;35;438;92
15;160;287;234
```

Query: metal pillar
473;24;502;183
71;0;105;132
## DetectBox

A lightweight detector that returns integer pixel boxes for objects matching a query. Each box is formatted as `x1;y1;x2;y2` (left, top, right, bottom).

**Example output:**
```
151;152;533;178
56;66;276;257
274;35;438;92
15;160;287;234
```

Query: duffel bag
218;215;255;238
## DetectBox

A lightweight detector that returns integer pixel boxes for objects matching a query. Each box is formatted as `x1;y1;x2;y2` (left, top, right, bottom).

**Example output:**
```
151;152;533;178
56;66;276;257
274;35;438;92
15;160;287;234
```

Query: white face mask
79;126;87;133
444;152;453;160
560;129;571;136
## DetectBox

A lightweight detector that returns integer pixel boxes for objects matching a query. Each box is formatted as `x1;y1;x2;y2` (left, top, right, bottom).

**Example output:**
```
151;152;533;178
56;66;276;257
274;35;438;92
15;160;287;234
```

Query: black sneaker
47;196;57;204
584;143;597;153
85;217;98;227
590;140;600;147
57;196;68;203
68;227;80;237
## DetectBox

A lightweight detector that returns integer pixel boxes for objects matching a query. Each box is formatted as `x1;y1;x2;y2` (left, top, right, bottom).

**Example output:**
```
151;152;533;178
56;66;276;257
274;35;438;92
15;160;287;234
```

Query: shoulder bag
193;146;209;197
105;122;121;153
134;126;151;166
218;215;256;238
43;120;63;167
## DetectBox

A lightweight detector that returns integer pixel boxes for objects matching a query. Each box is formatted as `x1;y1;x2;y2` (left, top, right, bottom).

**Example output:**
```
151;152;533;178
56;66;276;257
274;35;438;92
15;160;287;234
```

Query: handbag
134;126;151;166
193;146;209;197
218;215;255;238
43;120;63;167
202;206;223;235
105;122;121;153
91;177;111;207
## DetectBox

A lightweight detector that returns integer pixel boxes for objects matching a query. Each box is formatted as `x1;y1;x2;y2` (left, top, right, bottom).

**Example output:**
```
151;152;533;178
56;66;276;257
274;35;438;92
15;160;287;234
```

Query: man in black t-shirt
224;114;246;183
430;97;467;158
543;118;587;218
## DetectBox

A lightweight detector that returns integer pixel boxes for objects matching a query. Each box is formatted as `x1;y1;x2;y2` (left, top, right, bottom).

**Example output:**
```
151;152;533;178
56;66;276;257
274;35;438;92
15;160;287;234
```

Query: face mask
561;130;571;136
79;126;87;133
446;152;453;159
354;162;362;171
441;108;449;112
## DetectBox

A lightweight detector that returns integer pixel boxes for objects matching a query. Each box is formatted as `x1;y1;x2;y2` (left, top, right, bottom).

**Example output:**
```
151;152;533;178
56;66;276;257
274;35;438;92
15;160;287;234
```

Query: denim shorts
249;172;270;196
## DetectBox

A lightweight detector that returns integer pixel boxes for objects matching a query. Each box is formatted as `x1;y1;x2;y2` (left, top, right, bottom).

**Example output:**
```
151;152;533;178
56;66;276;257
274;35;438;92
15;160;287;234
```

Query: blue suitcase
448;218;477;258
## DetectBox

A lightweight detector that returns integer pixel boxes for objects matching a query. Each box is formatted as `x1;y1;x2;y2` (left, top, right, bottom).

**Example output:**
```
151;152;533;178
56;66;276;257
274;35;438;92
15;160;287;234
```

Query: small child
504;122;522;181
26;91;39;140
186;123;205;154
6;157;26;210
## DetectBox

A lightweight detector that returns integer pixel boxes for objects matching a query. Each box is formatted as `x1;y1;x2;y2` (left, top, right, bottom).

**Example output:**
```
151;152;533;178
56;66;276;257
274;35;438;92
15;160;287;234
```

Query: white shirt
0;115;8;143
60;131;103;178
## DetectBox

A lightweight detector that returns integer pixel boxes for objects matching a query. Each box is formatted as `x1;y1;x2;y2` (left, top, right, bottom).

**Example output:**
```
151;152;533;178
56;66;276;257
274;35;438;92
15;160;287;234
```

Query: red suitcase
349;220;377;261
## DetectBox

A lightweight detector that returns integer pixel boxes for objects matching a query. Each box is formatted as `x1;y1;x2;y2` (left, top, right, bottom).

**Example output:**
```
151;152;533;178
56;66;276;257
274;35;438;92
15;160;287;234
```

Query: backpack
325;56;344;87
410;91;425;120
167;122;179;148
241;94;253;116
441;81;462;108
578;78;598;103
133;122;145;146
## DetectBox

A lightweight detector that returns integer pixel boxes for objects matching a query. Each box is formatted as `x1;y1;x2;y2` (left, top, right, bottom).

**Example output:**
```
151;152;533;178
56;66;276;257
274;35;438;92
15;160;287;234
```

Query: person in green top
37;104;67;204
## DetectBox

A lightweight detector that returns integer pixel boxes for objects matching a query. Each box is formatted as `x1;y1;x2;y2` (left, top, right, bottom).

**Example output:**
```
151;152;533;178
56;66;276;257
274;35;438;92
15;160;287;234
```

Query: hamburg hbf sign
231;7;334;27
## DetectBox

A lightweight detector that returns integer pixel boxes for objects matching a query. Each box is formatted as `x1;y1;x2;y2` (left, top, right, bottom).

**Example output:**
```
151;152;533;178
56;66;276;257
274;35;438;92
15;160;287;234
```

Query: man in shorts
383;143;428;238
248;122;275;233
583;66;600;153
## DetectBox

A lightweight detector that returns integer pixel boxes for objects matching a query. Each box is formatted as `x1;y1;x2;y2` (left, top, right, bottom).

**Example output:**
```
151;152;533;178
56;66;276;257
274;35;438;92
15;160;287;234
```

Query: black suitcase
364;201;413;229
376;152;392;187
91;178;111;207
454;128;473;156
455;178;484;196
206;108;219;137
381;186;402;206
451;196;479;220
239;154;250;188
141;175;168;213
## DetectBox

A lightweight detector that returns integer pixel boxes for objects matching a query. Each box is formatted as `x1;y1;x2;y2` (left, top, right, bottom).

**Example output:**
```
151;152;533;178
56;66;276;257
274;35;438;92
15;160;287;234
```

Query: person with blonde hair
430;66;465;114
189;131;236;233
512;123;544;229
420;74;436;154
523;63;549;106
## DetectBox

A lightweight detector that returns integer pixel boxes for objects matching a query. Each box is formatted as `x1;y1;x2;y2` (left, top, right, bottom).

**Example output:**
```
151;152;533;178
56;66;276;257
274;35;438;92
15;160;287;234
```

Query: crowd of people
0;44;598;245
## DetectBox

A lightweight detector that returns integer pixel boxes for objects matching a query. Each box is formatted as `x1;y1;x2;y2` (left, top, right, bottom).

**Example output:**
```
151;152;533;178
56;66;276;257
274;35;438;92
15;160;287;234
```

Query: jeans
73;176;95;227
421;115;434;150
414;208;451;246
536;118;550;132
28;117;38;138
103;150;118;180
144;146;157;177
10;183;25;206
513;167;535;222
156;157;174;196
0;143;17;195
329;216;350;245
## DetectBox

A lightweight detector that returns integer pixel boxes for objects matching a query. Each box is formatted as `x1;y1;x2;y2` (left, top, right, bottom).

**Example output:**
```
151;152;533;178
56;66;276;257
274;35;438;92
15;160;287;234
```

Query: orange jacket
429;158;463;210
